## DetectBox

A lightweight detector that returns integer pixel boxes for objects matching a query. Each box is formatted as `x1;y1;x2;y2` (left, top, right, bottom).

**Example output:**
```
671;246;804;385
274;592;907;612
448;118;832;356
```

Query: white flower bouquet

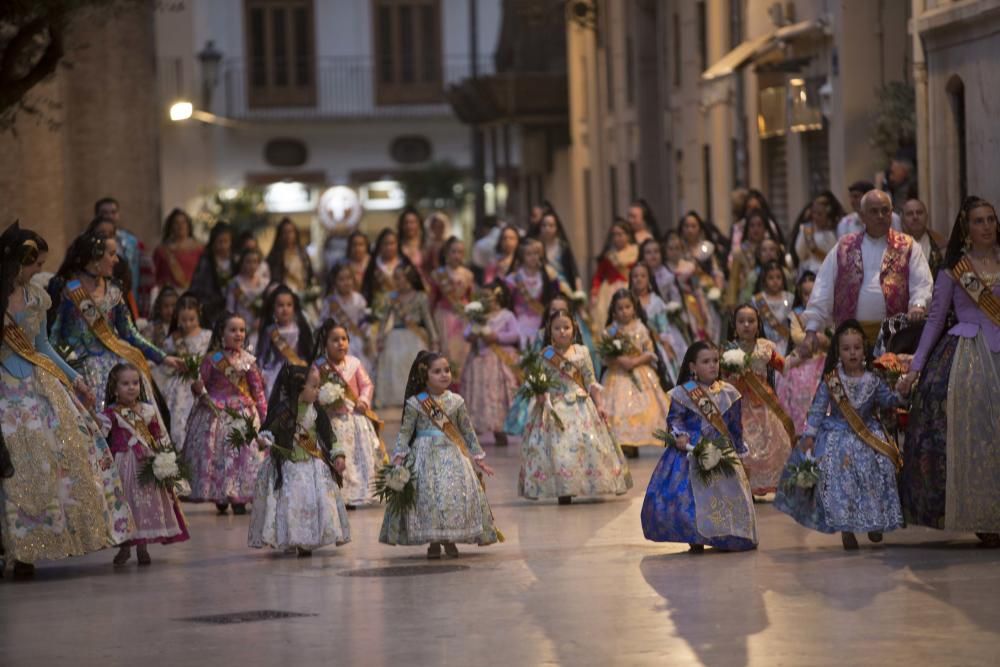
706;287;722;302
665;300;683;314
570;290;588;304
373;458;417;516
721;347;749;374
318;381;346;408
686;436;741;486
139;449;190;492
780;451;820;494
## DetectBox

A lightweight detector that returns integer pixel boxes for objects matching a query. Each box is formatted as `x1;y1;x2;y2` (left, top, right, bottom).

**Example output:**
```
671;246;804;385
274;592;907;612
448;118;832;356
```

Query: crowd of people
0;181;997;578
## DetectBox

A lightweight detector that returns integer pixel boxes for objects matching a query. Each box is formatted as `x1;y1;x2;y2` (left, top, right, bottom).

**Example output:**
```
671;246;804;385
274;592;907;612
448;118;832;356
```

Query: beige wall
0;4;161;255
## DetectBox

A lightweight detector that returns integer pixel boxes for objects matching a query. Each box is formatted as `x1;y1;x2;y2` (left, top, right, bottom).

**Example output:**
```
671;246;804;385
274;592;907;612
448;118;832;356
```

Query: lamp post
197;40;223;111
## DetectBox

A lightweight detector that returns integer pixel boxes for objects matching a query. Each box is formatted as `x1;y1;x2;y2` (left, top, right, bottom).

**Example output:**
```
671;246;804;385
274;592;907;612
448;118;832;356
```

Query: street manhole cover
339;564;470;577
180;610;317;624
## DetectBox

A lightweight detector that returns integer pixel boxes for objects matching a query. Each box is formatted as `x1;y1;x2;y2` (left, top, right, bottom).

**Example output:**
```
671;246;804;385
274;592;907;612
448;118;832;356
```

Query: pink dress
459;309;521;434
102;402;189;546
182;350;268;504
430;265;474;379
775;310;825;435
505;268;556;348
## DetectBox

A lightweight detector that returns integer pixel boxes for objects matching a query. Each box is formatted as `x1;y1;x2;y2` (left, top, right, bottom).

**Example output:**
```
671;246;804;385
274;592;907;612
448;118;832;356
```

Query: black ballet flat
841;532;860;550
13;561;35;578
296;548;312;558
622;446;639;459
976;532;1000;548
215;503;229;515
345;504;357;511
688;544;705;554
867;531;884;543
232;504;247;515
558;496;572;506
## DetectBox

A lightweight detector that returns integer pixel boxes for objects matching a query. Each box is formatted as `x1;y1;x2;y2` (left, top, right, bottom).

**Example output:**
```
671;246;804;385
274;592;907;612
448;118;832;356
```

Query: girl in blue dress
641;341;758;552
774;320;904;550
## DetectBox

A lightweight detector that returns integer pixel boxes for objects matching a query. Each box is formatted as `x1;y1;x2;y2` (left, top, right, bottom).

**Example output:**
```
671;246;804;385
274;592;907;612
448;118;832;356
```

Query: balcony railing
218;55;494;121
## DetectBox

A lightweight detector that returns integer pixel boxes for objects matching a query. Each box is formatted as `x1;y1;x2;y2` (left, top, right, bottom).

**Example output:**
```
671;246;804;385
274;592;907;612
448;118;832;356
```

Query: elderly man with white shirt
837;180;902;238
798;190;934;355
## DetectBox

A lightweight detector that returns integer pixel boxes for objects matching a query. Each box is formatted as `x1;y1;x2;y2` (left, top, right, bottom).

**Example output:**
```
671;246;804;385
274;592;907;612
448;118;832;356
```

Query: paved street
1;414;997;667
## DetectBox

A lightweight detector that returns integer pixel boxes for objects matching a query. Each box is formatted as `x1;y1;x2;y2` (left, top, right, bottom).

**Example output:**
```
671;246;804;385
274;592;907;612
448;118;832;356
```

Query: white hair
860;189;891;211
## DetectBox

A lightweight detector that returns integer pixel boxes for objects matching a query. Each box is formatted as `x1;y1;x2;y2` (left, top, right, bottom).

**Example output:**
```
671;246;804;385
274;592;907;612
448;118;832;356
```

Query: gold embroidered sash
66;281;151;376
293;428;327;462
270;328;307;367
514;274;545;316
541;346;587;393
737;368;796;442
2;322;73;390
213;353;254;404
753;293;791;340
802;225;827;262
164;247;190;288
684;382;734;445
952;257;1000;327
487;341;523;382
432;267;468;313
321;360;389;463
327;296;365;340
824;371;902;470
113;405;159;455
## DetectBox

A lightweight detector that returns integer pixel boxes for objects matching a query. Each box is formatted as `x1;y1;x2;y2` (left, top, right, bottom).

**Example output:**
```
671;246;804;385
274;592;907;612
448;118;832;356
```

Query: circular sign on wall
317;186;362;232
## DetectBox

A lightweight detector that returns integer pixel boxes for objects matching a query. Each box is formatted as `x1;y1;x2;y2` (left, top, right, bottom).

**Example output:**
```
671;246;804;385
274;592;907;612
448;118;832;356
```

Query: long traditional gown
225;275;268;351
430;265;474;380
668;259;722;343
505;267;558;348
314;354;383;506
724;339;793;495
640;292;687;383
160;329;212;449
902;266;1000;532
101;402;189;547
518;344;632;500
601;319;671;448
153;242;203;291
319;291;373;375
375;292;438;408
774;370;903;534
459;308;521;435
182;350;268;505
0;283;134;564
776;310;826;436
248;403;351;550
641;381;757;550
257;323;309;399
50;278;169;427
378;390;499;546
753;291;794;356
590;245;638;327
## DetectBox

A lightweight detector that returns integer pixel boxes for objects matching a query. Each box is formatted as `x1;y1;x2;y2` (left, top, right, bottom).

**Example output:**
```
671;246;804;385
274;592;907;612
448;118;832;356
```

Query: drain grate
339;564;470;577
180;610;318;625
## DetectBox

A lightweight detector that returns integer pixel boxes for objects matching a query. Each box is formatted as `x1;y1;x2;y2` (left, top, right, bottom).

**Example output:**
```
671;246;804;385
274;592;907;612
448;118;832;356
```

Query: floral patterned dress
181;350;268;504
375;292;439;408
431;265;474;380
378;390;499;546
314;355;383;506
724;339;793;494
459;308;521;435
601;319;671;448
248;403;351;550
776;310;826;436
101;402;189;547
519;344;633;500
0;284;134;564
160;329;212;449
319;291;373;375
774;370;903;534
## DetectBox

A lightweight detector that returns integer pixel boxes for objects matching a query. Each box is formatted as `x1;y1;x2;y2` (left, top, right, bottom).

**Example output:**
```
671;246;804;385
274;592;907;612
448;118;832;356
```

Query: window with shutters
373;0;443;105
244;0;316;108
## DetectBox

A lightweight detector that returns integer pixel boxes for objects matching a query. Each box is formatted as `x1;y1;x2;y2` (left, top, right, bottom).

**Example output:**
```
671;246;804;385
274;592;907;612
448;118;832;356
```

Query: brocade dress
378;390;498;546
601;319;671;449
375;292;438;408
0;283;134;564
160;329;212;449
430;265;474;380
459;308;521;435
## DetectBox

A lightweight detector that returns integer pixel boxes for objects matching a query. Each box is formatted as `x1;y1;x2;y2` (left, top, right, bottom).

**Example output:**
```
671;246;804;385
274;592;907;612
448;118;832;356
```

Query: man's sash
952;257;1000;327
824;370;902;470
66;280;151;376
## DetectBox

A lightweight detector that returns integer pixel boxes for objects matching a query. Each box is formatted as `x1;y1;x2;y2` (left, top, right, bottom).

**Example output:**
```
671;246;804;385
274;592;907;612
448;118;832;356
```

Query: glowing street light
167;99;238;127
169;101;194;121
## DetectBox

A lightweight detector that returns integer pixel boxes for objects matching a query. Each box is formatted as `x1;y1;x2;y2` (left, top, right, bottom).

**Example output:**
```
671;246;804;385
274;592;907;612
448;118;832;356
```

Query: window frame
244;0;317;108
372;0;444;105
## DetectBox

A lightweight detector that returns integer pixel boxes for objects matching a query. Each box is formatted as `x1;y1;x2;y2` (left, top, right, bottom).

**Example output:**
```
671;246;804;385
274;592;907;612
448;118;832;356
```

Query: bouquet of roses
177;354;203;382
373;456;417;516
516;350;565;430
225;408;260;450
780;451;820;495
873;353;911;386
318;380;348;411
706;287;722;303
720;346;750;375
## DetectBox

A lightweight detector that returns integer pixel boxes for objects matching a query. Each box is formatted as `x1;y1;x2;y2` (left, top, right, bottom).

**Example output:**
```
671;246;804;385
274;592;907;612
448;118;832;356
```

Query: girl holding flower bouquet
505;237;561;348
724;304;794;495
319;263;373;375
600;289;671;457
590;219;638;328
161;294;212;448
312;320;384;507
183;312;268;515
519;310;632;503
378;351;500;558
459;282;521;446
430;237;474;381
248;365;350;556
640;342;757;552
102;363;189;566
774;320;903;550
629;262;688;382
776;272;827;436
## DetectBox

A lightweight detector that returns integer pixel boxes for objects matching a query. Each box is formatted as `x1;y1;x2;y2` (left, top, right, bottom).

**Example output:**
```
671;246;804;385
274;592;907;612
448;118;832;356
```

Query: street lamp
169;101;193;121
168;99;238;127
197;40;223;110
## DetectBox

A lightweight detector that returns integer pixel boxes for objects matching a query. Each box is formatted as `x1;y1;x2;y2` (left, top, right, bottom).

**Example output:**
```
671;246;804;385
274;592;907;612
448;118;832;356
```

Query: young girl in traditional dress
775;320;904;550
248;365;350;555
141;286;178;350
751;261;794;356
183;313;268;514
460;282;521;446
629;262;687;382
536;208;582;291
664;231;721;343
591;219;639;327
225;248;268;351
102;363;189;566
725;304;794;496
601;289;672;458
266;218;315;301
312;320;384;508
257;285;314;398
484;225;520;285
344;230;371;291
777;272;827;435
641;341;757;552
430;237;474;381
161;294;212;448
375;264;439;408
378;351;500;557
190;222;235;327
361;228;408;322
505;237;561;348
320;262;373;375
519;309;632;504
